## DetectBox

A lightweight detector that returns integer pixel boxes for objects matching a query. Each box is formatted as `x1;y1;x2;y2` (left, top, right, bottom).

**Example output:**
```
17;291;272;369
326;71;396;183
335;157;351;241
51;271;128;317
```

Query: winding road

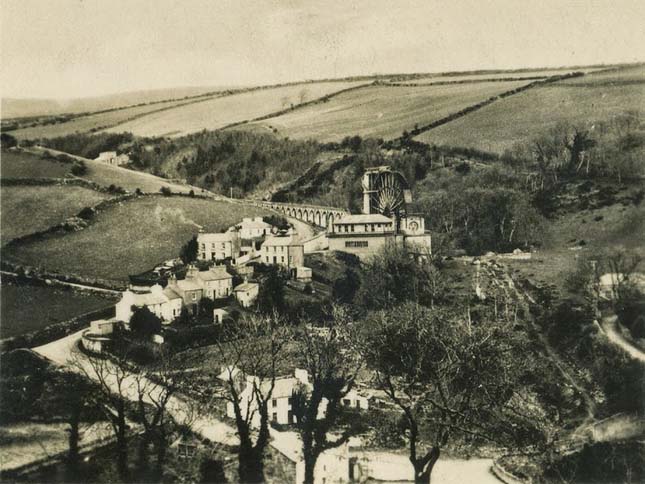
599;315;645;363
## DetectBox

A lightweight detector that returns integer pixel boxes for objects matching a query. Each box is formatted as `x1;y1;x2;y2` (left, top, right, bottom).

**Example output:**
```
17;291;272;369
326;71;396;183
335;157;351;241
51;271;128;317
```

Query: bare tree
132;349;197;481
355;303;527;483
71;346;133;480
291;307;363;484
212;313;292;483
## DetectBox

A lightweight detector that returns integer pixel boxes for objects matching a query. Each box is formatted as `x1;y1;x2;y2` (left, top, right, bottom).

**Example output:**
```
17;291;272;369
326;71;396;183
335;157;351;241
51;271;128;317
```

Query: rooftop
335;214;394;224
198;232;236;242
198;266;232;281
262;234;303;247
234;282;259;292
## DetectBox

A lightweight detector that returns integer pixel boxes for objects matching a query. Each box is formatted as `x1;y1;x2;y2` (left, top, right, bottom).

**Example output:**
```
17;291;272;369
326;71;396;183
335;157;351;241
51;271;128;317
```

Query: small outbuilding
234;282;260;308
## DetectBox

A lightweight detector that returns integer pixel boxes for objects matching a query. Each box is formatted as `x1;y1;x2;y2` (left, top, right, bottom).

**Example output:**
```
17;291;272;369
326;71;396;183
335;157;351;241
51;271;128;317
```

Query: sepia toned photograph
0;1;644;482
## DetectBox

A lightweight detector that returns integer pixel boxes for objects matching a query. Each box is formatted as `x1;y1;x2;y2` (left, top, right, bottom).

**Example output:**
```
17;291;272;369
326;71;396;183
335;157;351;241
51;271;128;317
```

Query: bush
129;306;162;338
160;186;172;196
1;132;18;149
71;160;87;176
78;206;95;220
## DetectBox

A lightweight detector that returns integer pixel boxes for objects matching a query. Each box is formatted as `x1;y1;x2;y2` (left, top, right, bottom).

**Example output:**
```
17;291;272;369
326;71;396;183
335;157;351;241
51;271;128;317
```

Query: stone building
95;151;130;166
197;265;233;300
197;230;241;261
261;232;305;269
115;284;183;324
236;217;272;240
327;166;431;259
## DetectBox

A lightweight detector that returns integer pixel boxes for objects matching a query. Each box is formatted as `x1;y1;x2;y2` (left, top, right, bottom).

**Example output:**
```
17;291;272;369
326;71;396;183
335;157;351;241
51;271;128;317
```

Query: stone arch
287;207;293;217
315;211;322;226
297;209;302;220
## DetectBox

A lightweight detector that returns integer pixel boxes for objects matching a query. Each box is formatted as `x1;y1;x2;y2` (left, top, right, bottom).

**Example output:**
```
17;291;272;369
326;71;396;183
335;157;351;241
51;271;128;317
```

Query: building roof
198;266;232;281
335;214;393;224
130;291;168;306
239;218;271;229
198;232;236;242
163;286;182;300
175;278;203;292
234;282;259;292
262;234;303;247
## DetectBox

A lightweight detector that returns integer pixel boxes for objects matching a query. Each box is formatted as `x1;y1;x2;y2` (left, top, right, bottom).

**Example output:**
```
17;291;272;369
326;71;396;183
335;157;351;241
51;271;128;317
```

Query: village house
197;230;241;261
261;232;305;269
237;217;272;239
220;368;368;427
95;151;130;166
197;265;233;299
115;284;183;324
234;281;259;307
166;267;204;314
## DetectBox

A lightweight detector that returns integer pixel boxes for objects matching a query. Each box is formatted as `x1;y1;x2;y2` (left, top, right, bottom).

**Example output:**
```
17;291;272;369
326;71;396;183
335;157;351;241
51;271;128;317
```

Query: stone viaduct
254;201;349;229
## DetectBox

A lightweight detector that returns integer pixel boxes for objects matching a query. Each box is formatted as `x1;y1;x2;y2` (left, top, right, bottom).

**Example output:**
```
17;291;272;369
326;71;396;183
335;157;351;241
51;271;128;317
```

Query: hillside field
244;80;532;142
3;196;272;281
0;185;109;244
0;283;114;339
103;81;368;138
388;68;600;85
415;65;645;153
0;150;72;179
21;147;198;194
9;98;202;141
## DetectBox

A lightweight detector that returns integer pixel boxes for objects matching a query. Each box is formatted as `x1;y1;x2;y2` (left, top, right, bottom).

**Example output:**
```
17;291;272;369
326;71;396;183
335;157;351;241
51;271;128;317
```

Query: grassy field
0;185;109;244
21;146;197;194
507;190;645;290
9;98;205;141
415;66;645;153
3;197;272;281
103;81;367;137
244;81;532;142
0;284;114;339
0;150;72;178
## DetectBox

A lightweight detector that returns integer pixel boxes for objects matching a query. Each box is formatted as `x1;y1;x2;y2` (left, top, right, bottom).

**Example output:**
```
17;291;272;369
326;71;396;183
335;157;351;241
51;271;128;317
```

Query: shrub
78;207;95;220
129;306;162;338
160;186;172;196
70;160;87;176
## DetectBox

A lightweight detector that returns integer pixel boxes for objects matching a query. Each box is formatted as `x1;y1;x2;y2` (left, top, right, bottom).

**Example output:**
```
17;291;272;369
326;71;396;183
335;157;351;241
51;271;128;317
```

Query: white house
95;151;130;166
234;281;260;308
222;368;368;428
197;265;233;300
598;272;645;300
197;231;241;261
115;284;183;324
237;217;272;240
261;232;305;269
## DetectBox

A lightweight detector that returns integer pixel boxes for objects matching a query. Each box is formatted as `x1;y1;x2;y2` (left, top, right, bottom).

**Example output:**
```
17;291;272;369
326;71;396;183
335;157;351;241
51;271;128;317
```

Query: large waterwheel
362;167;412;228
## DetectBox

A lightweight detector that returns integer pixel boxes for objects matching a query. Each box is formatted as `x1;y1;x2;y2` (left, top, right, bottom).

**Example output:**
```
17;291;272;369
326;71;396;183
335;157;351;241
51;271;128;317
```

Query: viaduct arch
254;201;349;229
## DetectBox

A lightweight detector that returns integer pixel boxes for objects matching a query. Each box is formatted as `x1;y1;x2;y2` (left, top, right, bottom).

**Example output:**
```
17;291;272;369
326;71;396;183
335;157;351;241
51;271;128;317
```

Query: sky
2;0;645;99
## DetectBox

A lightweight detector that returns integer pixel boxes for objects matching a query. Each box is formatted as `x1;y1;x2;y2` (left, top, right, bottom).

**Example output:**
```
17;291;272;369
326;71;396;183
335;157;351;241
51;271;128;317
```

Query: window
272;399;277;407
345;241;368;248
192;293;197;300
350;224;354;232
281;256;285;263
343;399;351;406
272;412;278;422
365;224;369;232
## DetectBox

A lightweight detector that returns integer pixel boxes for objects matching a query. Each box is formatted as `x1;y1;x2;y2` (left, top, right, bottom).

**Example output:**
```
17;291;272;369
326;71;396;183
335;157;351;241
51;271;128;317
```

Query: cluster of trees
505;112;645;185
39;132;134;160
